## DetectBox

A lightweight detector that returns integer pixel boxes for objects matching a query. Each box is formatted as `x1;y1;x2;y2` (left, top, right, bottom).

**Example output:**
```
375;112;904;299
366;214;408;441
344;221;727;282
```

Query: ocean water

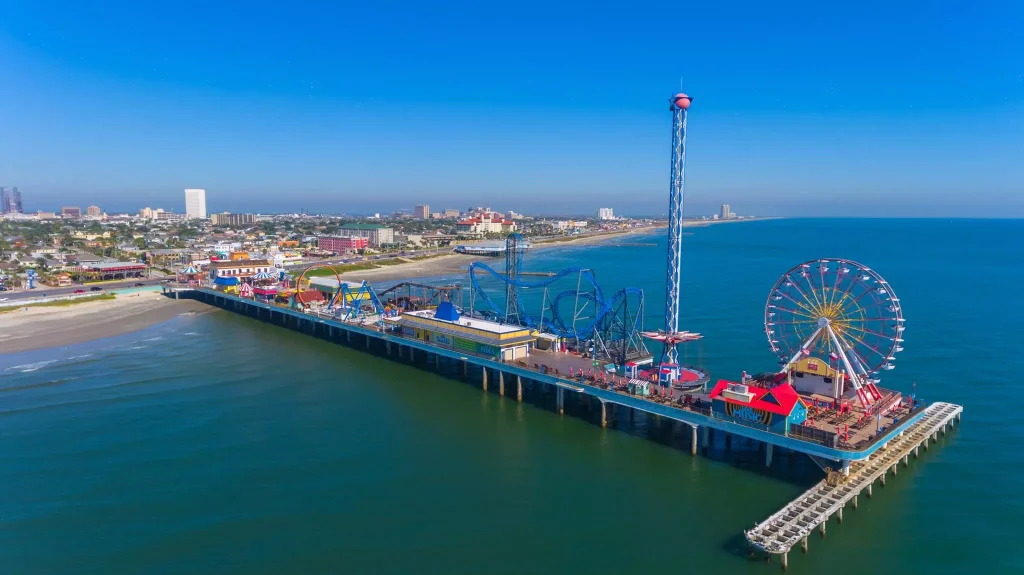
1;218;1020;574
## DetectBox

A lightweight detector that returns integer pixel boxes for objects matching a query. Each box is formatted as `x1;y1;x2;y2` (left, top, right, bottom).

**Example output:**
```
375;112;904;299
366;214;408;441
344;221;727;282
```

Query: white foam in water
142;337;164;342
6;359;58;373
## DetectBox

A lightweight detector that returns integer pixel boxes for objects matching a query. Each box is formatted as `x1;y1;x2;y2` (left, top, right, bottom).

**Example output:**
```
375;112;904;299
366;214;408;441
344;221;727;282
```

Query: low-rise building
455;211;517;235
388;302;536;361
72;231;111;240
75;262;149;281
338;223;394;247
208;258;273;280
555;220;588;232
318;236;368;253
210;213;258;226
708;380;808;434
156;211;186;223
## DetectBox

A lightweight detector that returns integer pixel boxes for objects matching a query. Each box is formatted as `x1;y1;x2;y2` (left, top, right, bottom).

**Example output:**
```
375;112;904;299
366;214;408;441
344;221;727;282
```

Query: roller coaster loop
468;261;644;341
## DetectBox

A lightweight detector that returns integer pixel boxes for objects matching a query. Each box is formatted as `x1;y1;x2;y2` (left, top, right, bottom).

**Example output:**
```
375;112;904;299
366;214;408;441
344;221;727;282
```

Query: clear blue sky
1;1;1022;217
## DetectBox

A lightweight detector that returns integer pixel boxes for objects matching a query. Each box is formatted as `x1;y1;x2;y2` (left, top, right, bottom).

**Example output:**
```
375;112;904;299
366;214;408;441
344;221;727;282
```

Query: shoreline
2;218;778;353
332;226;664;284
0;291;211;355
334;218;779;284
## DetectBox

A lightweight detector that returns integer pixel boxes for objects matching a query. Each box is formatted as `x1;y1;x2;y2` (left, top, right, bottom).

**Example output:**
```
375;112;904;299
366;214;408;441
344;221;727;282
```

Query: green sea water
1;219;1019;574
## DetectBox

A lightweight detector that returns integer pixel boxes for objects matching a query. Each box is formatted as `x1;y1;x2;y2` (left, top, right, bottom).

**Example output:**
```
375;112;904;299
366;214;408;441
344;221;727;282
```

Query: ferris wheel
764;259;905;406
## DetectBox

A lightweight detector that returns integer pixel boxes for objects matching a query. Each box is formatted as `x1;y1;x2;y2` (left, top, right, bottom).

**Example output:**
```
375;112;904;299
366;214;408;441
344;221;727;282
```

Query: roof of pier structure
709;380;804;416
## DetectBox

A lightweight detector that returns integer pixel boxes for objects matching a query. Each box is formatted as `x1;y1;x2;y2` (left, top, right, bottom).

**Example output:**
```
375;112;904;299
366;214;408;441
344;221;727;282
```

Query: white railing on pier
745;402;962;555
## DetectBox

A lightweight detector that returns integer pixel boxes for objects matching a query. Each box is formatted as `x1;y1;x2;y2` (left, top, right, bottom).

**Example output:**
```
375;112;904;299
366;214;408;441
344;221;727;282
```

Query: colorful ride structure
765;258;905;408
640;92;704;381
292;264;385;320
468;233;650;366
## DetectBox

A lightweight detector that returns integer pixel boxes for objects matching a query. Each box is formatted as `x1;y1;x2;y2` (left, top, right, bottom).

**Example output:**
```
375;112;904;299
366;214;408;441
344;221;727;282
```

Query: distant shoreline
684;216;784;227
335;217;781;284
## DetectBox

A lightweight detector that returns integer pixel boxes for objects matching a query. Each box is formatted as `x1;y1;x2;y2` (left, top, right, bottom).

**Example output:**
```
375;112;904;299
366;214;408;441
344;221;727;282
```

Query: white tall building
598;208;614;220
185;189;208;219
720;204;732;220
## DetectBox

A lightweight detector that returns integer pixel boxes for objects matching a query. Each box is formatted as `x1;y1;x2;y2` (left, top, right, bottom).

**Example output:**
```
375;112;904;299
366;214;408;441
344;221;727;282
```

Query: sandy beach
335;225;667;284
0;291;210;354
331;220;777;284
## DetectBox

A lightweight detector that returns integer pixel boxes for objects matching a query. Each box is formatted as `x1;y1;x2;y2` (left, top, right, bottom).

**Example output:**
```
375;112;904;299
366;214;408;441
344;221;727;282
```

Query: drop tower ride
644;92;703;372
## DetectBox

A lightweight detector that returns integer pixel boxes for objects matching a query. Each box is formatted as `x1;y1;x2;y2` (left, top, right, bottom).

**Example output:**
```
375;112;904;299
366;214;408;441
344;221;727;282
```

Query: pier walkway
176;287;947;462
744;401;963;568
172;287;965;567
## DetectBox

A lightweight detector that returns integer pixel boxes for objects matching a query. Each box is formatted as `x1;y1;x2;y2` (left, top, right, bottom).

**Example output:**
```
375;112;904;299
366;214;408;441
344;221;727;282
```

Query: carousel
177;265;202;286
250;270;279;302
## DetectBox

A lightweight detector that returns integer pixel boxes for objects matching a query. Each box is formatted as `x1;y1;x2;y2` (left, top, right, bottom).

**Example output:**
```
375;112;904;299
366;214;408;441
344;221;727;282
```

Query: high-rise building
185;188;207;219
414;204;430;219
86;205;102;216
139;207;153;219
598;208;614;220
61;206;82;218
720;204;732;220
1;187;22;214
443;208;461;218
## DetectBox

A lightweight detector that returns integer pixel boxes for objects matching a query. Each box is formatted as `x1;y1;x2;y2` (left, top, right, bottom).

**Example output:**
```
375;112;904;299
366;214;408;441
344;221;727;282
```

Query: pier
168;285;964;564
158;91;965;570
745;402;962;570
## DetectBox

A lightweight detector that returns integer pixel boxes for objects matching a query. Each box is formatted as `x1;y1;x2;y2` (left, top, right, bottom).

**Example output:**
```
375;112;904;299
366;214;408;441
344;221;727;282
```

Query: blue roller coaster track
467;261;644;343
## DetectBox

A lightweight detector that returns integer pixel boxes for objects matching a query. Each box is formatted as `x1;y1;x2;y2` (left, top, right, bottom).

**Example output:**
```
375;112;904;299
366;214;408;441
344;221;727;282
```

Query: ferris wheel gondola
764;258;905;407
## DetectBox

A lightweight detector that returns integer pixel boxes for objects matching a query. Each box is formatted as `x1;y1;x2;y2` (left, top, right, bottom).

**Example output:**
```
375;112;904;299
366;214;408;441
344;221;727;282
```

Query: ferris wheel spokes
765;258;905;409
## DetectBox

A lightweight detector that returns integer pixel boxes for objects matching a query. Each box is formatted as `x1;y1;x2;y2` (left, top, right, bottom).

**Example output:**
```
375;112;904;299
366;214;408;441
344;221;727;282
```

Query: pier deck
174;286;964;566
176;287;948;463
745;402;962;562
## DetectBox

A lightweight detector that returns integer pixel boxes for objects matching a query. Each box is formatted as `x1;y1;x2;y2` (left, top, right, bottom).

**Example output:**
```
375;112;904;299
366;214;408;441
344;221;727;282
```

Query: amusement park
167;90;963;570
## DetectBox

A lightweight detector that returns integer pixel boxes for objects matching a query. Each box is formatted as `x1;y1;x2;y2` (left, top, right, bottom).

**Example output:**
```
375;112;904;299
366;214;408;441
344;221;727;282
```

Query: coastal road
0;278;167;302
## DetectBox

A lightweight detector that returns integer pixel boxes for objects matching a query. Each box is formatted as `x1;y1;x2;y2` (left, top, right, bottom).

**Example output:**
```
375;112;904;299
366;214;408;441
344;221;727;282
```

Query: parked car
74;289;86;293
134;282;145;287
90;286;103;292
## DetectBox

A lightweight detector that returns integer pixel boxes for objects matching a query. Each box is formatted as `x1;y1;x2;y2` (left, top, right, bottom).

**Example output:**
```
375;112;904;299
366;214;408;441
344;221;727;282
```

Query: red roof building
294;290;325;305
709;380;802;416
454;210;517;235
709;380;808;431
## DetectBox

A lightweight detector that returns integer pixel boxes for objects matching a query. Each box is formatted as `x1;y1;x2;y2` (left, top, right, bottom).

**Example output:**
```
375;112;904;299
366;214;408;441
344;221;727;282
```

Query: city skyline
1;2;1023;217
